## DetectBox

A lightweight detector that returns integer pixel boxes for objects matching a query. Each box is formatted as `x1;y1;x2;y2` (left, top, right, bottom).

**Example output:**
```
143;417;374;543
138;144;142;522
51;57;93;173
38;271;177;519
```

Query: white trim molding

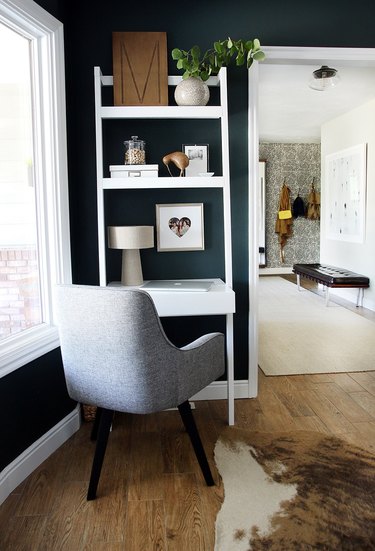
0;405;80;506
192;380;252;401
0;326;60;378
261;46;375;66
248;63;260;399
259;267;293;275
0;0;71;377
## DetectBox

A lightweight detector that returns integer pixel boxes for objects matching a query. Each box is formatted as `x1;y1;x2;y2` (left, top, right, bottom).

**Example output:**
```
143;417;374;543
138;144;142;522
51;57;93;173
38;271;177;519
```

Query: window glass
0;23;41;340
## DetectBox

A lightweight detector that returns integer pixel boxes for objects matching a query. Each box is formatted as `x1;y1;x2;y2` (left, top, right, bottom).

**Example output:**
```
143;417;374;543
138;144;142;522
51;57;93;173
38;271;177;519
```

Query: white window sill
0;325;60;378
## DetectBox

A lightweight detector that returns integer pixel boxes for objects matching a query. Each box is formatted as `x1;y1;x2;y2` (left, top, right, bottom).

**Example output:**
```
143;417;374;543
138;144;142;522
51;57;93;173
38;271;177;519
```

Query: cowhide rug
214;428;375;551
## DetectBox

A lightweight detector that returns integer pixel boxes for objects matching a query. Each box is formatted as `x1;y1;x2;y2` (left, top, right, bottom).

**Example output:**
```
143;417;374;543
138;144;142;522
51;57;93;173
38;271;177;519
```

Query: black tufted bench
292;263;370;307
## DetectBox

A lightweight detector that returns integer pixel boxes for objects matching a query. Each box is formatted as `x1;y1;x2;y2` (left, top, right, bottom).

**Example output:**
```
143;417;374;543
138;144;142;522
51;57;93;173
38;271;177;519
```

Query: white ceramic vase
174;77;210;106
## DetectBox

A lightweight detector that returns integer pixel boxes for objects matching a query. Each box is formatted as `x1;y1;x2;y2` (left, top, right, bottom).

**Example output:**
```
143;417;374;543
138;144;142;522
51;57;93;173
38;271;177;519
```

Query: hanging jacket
293;194;306;218
275;183;293;262
307;181;320;220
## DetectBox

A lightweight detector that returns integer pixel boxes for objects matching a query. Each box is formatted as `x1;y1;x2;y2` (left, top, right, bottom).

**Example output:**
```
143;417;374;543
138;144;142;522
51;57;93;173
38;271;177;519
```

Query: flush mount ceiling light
309;65;340;91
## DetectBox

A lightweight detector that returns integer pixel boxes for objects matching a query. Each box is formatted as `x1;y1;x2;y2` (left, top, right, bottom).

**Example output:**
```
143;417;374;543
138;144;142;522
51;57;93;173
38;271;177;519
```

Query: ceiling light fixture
309;65;340;91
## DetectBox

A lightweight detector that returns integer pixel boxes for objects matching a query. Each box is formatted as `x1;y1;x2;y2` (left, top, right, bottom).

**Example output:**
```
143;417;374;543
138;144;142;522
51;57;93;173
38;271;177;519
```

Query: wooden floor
1;279;375;549
1;367;375;550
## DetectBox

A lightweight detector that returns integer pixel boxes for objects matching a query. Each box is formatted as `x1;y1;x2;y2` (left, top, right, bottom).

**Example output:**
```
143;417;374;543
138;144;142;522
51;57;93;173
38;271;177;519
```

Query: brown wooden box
112;31;168;106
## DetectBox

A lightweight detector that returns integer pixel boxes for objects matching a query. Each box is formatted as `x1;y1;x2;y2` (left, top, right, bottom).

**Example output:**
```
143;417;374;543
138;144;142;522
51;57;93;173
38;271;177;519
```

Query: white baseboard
328;286;375;312
192;380;250;401
259;267;293;275
0;404;81;506
363;298;375;311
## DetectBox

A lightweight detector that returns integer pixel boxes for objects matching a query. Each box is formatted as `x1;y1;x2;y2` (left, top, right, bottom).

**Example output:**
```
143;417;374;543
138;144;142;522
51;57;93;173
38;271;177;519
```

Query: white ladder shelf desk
94;67;235;424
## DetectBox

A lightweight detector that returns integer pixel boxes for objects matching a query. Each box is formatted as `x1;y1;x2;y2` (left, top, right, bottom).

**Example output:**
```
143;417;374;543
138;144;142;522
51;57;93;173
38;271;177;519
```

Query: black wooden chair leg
87;408;114;500
90;406;102;441
178;400;214;486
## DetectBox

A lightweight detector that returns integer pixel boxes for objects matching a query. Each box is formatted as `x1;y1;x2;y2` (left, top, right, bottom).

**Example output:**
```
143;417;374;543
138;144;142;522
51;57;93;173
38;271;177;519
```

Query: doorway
248;47;375;391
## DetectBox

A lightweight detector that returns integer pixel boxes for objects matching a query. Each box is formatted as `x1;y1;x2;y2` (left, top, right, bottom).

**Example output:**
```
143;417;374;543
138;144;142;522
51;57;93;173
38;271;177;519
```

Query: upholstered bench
292;263;370;307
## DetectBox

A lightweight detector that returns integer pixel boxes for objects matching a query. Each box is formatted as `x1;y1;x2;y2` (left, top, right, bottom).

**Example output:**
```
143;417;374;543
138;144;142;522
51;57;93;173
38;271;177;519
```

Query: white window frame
0;0;71;377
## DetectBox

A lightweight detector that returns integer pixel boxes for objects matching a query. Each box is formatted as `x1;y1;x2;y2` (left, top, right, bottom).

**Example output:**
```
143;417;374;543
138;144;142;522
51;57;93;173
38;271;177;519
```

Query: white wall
321;97;375;310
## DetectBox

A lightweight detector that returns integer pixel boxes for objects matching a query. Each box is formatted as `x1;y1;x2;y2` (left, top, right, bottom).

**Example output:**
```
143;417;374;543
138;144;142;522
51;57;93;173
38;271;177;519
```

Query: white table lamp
108;225;154;286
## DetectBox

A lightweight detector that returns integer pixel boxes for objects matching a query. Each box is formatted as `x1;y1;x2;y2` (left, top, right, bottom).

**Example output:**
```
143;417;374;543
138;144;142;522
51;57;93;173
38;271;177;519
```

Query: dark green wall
2;0;375;473
62;0;375;377
33;0;63;20
0;349;75;471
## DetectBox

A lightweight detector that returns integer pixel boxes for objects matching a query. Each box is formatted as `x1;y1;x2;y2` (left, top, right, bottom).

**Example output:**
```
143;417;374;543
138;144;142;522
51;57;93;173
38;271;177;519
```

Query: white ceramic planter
174;77;210;106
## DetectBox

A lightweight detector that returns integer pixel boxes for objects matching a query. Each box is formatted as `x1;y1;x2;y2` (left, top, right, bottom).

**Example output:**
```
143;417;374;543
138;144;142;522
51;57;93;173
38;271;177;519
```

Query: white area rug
214;434;296;551
259;276;375;375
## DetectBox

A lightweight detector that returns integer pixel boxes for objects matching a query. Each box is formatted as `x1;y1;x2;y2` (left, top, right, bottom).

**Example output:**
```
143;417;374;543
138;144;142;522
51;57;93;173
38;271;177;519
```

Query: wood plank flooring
2;277;374;549
1;368;375;550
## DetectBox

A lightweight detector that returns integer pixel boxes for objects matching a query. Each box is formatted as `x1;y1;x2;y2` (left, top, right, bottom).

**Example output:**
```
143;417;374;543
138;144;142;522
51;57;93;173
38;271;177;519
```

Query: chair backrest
55;285;184;414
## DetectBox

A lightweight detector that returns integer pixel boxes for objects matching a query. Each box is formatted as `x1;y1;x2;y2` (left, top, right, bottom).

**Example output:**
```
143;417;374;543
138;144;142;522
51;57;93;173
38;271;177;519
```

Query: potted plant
172;38;265;105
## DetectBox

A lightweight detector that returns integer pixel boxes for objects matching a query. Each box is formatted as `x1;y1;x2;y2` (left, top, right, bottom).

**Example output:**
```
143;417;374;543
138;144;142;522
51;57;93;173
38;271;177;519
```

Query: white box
110;164;159;178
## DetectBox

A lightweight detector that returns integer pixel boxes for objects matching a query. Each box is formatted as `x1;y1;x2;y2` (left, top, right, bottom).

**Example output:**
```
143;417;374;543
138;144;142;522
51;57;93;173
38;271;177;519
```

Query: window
0;23;42;340
0;0;71;377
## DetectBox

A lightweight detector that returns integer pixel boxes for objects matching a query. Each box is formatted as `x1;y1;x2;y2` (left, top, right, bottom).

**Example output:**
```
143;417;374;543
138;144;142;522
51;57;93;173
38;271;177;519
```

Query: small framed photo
156;203;205;252
183;144;209;177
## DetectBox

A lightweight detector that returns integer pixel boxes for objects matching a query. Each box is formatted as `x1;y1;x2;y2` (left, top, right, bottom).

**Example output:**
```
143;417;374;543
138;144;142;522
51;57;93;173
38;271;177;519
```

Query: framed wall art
156;203;205;251
325;143;367;243
183;144;209;176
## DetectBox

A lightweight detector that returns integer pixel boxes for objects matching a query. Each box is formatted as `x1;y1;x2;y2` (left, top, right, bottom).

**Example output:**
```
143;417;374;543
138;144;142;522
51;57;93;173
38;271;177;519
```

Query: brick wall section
0;248;42;340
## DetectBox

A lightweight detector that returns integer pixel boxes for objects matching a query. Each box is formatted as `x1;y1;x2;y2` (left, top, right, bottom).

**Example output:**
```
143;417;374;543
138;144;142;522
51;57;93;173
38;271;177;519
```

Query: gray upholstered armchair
55;284;225;500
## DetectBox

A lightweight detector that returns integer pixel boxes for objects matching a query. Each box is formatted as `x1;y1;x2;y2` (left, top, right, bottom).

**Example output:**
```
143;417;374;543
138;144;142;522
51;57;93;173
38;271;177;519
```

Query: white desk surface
143;278;235;317
110;278;235;317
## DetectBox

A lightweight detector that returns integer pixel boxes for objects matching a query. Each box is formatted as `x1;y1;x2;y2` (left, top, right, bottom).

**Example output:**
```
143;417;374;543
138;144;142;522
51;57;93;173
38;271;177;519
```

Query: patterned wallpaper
259;143;321;268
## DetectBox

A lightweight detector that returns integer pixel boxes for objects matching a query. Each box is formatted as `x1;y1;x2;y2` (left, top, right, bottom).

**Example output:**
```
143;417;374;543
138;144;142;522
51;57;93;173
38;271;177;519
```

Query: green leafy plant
172;38;265;81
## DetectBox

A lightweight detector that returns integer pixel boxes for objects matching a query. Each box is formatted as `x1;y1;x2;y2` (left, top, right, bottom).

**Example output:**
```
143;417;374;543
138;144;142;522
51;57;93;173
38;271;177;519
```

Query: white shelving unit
102;176;224;190
94;66;236;424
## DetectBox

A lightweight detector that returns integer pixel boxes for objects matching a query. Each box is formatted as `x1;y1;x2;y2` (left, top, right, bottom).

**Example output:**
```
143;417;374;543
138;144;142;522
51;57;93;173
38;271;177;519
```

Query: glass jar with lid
124;135;146;165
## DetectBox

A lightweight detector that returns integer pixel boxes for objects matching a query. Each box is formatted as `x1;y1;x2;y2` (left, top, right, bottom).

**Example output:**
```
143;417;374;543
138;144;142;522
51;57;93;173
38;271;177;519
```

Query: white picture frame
325;143;367;243
156;203;205;252
183;144;209;177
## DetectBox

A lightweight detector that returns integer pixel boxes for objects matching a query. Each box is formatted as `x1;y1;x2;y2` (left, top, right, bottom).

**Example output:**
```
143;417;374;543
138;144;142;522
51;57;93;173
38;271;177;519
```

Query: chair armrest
175;332;225;404
180;332;224;351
